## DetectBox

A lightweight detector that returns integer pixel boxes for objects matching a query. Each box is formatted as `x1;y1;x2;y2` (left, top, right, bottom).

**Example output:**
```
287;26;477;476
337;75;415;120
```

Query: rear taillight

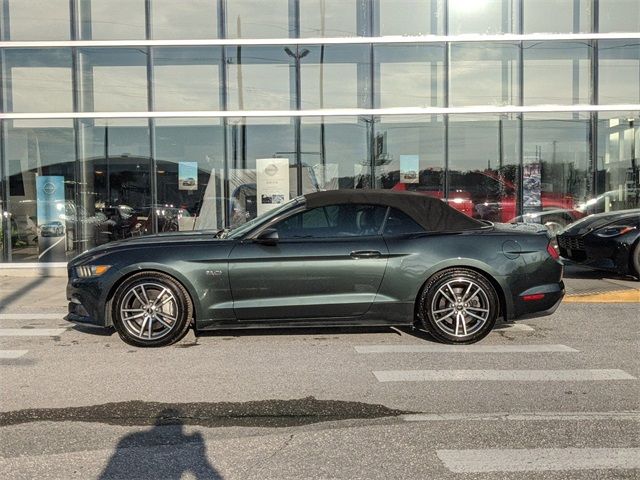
547;242;560;260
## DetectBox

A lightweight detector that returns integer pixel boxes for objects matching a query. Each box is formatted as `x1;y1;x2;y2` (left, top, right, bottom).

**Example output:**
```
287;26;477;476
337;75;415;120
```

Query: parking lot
1;270;639;479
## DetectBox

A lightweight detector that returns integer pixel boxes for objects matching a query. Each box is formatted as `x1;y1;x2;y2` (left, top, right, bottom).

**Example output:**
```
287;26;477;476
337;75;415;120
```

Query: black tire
631;241;640;281
111;271;193;347
418;268;499;344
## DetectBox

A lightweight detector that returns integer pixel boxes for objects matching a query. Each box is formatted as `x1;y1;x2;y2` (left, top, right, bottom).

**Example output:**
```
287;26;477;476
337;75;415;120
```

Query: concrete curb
564;290;640;303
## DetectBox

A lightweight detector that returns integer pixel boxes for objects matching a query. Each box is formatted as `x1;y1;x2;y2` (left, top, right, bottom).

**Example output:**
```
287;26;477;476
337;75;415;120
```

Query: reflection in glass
4;0;70;40
598;0;640;34
523;0;591;34
375;115;445;198
599;40;640;105
448;115;519;222
300;45;370;109
523;113;590;222
374;44;445;108
377;0;444;36
225;46;293;111
225;0;292;39
300;117;368;191
448;0;518;35
226;118;296;225
78;119;151;249
152;47;222;111
151;0;219;39
523;41;591;105
450;43;519;107
594;112;640;213
2;49;73;113
154;119;226;231
79;48;149;112
79;0;146;40
4;120;76;262
299;0;365;37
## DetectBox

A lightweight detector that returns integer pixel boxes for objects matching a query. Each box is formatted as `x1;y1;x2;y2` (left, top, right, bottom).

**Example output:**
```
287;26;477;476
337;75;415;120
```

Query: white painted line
0;328;67;337
356;344;577;353
494;323;534;332
404;411;640;422
0;350;28;359
437;448;640;473
373;369;636;382
0;313;65;320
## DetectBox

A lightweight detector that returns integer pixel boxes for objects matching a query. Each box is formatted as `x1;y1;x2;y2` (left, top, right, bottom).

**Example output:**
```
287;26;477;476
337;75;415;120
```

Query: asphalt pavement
0;272;639;479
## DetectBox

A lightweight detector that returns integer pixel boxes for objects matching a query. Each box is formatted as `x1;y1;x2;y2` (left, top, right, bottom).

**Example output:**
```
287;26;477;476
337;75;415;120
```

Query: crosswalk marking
494;323;534;332
437;447;640;473
0;313;65;320
403;411;640;422
373;369;636;382
0;350;28;359
356;344;577;353
0;328;67;337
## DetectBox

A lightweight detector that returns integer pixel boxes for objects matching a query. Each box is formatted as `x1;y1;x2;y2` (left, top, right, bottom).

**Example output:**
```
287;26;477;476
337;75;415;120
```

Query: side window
383;208;425;235
275;204;386;239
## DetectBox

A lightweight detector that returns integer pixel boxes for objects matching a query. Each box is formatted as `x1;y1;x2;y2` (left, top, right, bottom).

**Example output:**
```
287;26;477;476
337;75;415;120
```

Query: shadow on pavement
0;275;49;312
99;408;222;480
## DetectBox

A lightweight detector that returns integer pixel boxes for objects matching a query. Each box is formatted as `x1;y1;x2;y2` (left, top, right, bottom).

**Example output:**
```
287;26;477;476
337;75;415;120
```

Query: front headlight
76;265;111;278
595;225;636;238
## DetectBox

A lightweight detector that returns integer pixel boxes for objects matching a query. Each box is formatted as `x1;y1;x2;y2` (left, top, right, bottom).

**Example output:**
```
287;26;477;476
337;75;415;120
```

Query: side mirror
255;228;279;246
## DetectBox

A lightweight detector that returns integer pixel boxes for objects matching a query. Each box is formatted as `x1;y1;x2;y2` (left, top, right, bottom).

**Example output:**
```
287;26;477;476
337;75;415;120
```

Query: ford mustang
66;190;564;347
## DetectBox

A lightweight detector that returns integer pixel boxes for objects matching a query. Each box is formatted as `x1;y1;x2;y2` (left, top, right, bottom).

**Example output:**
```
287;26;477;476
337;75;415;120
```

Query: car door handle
350;250;382;259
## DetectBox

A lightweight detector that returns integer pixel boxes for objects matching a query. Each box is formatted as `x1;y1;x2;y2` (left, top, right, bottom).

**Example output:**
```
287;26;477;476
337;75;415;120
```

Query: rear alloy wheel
419;268;498;344
112;272;193;347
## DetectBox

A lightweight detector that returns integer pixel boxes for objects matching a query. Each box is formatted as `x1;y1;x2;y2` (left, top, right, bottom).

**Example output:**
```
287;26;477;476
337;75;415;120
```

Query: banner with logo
400;155;420;184
178;161;198;191
256;158;290;216
36;175;66;262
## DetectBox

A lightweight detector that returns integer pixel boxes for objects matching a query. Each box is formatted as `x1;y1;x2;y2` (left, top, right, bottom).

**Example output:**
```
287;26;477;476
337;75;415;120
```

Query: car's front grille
557;235;585;251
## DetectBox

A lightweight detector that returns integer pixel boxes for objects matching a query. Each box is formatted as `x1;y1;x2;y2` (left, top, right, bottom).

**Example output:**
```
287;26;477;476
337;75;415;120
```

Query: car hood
561;209;640;235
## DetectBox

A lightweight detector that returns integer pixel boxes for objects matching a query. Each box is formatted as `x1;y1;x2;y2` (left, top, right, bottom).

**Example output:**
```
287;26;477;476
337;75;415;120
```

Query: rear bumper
511;281;565;320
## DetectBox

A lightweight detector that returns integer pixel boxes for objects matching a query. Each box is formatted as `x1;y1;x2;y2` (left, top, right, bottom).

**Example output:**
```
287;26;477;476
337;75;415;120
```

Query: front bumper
557;233;632;274
65;271;111;327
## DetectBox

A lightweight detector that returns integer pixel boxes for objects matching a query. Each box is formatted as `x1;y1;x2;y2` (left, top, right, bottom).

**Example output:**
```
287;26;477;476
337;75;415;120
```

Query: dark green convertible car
66;190;564;347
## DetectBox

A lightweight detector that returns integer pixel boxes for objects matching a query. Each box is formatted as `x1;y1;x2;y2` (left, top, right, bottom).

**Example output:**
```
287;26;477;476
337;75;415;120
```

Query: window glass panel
226;117;296;226
523;0;591;33
3;49;73;113
152;47;222;111
598;0;640;34
594;112;640;213
374;44;445;108
154;119;226;231
378;0;444;36
226;0;292;39
79;0;146;40
275;204;386;238
383;208;425;235
4;119;77;262
599;40;640;105
449;0;518;35
300;45;371;109
79;48;149;112
301;116;368;191
523;113;590;222
78;118;151;250
375;115;445;196
225;46;293;111
151;0;218;39
448;115;520;222
523;41;591;105
450;42;519;107
299;0;365;37
5;0;70;40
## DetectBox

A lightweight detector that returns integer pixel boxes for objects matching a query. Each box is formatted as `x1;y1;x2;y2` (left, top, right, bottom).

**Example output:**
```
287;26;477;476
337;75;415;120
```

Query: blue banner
36;176;66;261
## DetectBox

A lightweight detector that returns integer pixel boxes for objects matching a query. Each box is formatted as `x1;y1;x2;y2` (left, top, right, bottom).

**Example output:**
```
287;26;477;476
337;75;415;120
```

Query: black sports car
557;209;640;279
66;190;564;347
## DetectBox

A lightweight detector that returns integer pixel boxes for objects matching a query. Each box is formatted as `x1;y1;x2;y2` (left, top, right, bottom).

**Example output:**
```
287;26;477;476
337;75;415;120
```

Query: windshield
226;196;304;239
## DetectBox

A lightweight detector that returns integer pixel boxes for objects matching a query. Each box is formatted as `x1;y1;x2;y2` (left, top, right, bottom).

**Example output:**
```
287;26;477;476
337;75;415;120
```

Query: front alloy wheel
112;272;193;347
419;268;498;344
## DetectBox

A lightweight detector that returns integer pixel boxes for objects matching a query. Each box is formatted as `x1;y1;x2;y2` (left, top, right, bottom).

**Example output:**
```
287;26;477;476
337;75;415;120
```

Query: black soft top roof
304;190;486;232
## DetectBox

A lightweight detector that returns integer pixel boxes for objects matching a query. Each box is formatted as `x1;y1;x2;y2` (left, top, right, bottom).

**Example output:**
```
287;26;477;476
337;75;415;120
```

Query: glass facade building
0;0;639;263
